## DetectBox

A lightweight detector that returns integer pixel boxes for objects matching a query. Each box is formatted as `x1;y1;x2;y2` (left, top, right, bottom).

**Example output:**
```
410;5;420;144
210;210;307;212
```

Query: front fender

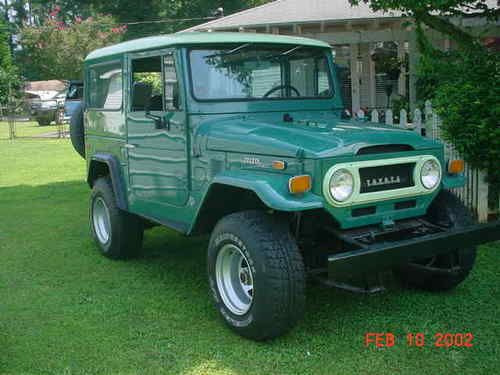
212;171;324;211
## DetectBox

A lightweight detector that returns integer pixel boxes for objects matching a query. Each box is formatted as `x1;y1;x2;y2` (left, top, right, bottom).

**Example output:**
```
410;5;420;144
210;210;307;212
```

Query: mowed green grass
0;122;499;374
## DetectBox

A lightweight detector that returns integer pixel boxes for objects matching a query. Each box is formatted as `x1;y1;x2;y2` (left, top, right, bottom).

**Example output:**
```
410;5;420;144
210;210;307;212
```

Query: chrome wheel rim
215;244;254;315
92;197;111;244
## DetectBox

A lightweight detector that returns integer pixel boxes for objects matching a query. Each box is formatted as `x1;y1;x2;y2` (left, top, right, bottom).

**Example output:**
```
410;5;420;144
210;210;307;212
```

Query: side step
309;269;386;294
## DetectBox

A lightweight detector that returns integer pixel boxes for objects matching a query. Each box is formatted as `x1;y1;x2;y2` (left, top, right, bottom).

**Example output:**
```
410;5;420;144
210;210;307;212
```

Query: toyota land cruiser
70;32;500;340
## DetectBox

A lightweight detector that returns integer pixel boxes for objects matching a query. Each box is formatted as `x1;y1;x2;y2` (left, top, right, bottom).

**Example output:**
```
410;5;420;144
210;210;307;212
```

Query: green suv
70;32;500;340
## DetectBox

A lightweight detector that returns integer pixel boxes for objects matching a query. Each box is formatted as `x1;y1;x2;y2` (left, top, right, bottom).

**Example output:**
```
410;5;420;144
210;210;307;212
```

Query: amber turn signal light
448;159;465;174
289;175;312;194
272;160;287;170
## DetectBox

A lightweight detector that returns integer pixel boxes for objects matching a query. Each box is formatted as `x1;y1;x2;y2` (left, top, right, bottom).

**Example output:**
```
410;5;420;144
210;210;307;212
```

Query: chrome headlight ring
328;168;354;203
420;158;442;190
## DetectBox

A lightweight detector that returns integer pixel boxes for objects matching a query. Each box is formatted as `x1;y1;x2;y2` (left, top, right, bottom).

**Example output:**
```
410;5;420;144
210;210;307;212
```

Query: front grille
359;163;415;193
357;144;414;155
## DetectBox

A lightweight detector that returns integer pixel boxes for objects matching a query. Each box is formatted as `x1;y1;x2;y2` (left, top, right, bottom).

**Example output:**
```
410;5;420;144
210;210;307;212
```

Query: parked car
70;32;500;340
24;80;66;126
30;92;65;126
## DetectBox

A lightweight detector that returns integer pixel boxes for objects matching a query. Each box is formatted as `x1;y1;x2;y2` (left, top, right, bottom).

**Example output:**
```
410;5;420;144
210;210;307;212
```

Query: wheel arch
190;183;267;235
87;153;128;210
189;173;323;235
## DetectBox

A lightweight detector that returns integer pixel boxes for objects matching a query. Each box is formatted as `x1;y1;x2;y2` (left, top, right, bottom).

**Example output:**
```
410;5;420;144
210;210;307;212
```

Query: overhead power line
121;16;217;26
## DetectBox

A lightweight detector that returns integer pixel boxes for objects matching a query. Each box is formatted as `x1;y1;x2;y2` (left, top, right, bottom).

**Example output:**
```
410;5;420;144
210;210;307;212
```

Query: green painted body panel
82;33;465;234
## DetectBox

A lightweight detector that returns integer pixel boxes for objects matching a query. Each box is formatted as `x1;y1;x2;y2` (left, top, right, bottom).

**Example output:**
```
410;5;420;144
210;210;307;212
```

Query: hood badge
242;157;263;167
366;176;401;188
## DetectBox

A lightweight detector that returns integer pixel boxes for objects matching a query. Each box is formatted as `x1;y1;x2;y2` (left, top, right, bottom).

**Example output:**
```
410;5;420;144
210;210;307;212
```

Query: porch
185;0;498;114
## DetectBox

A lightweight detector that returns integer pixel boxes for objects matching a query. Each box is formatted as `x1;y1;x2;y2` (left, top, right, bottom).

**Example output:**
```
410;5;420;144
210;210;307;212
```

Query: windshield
189;44;333;101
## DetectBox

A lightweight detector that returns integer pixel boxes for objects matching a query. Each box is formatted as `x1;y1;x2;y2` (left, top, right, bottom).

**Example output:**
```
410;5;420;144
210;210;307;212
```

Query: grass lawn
1;123;499;374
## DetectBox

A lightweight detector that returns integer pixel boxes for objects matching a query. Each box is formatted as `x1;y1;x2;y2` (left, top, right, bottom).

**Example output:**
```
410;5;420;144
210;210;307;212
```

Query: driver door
126;50;189;219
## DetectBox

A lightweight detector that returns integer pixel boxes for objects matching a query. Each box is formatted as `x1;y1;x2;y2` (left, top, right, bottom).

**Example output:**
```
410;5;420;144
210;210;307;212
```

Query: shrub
420;46;500;197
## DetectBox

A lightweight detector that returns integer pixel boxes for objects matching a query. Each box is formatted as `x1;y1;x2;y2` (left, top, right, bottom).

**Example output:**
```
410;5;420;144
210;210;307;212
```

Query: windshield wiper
265;45;304;60
205;43;253;59
280;45;302;56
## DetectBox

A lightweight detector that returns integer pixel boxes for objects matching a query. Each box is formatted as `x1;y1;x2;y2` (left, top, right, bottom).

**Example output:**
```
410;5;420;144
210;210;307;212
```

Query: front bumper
328;220;500;278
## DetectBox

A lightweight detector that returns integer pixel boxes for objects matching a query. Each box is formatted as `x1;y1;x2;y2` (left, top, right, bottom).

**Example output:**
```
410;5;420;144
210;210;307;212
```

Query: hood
196;115;440;159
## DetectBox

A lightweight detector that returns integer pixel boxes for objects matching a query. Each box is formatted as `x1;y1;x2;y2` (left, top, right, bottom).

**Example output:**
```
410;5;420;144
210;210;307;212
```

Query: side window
130;53;181;112
89;62;122;110
164;54;181;111
131;56;162;112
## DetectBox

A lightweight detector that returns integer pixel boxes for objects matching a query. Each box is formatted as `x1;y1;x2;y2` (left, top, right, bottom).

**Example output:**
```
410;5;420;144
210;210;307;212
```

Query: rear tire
207;210;305;340
90;177;143;259
394;191;477;291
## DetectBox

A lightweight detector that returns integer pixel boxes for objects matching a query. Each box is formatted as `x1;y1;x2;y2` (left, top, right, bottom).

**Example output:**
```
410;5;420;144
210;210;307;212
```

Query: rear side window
88;62;122;110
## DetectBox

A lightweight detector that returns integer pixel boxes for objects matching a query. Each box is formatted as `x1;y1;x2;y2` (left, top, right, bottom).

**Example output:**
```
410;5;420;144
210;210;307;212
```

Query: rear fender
87;153;128;210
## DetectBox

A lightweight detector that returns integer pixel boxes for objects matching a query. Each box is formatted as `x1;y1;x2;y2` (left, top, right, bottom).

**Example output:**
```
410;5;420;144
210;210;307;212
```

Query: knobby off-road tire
70;103;85;158
207;210;305;341
394;190;477;291
90;177;143;259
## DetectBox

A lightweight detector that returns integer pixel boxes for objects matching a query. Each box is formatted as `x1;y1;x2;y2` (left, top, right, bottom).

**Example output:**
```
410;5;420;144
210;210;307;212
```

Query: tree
0;18;20;105
353;0;500;199
0;18;10;66
18;8;125;80
352;1;498;48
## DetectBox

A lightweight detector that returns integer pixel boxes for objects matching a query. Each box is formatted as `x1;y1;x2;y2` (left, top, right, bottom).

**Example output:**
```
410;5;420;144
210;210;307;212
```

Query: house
24;80;67;102
184;0;499;113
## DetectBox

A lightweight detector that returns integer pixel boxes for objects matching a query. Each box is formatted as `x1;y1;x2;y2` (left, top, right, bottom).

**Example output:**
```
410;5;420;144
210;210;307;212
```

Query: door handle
145;113;167;130
124;144;136;149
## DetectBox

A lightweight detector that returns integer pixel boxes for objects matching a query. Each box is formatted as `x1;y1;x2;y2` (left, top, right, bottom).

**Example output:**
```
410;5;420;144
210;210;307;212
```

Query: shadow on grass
1;180;494;374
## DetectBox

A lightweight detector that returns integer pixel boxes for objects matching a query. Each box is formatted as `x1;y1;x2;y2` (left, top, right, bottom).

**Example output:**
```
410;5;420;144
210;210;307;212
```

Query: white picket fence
364;101;494;222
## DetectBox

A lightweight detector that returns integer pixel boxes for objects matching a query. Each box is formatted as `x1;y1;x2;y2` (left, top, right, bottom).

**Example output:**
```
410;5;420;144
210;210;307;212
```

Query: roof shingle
184;0;402;31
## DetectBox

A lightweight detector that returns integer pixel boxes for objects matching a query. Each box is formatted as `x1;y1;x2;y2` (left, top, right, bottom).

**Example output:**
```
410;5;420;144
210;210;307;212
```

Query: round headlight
329;169;354;202
421;159;441;189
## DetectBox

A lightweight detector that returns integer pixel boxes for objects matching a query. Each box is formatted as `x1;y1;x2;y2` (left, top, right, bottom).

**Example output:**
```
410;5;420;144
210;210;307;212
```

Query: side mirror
131;82;152;112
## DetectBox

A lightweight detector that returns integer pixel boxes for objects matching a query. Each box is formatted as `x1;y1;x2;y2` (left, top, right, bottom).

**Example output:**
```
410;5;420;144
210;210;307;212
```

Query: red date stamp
364;332;474;348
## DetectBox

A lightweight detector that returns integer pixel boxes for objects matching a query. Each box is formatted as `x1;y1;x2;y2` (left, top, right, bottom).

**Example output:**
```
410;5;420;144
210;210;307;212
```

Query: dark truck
69;32;500;340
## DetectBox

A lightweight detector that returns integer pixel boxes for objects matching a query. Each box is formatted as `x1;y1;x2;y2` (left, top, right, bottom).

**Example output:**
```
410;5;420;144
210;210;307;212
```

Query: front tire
208;211;305;341
90;177;143;259
394;191;477;291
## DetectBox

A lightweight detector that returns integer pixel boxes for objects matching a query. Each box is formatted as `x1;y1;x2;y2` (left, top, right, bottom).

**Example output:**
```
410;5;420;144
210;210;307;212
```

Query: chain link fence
1;97;69;140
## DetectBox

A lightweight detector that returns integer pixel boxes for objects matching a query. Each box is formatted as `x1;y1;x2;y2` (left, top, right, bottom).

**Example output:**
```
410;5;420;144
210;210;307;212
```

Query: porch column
368;43;376;109
397;41;407;97
408;32;419;112
350;43;361;113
